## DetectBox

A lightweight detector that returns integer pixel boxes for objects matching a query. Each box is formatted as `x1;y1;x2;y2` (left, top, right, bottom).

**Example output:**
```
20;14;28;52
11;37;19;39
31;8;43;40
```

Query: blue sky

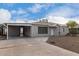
0;3;79;24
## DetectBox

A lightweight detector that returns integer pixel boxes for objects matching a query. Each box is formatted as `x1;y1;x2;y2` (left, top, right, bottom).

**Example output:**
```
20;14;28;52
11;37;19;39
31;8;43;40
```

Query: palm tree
66;20;77;36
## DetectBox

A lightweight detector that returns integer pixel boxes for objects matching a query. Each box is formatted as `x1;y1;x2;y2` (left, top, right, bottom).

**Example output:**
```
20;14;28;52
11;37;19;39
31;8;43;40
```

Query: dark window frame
38;27;48;34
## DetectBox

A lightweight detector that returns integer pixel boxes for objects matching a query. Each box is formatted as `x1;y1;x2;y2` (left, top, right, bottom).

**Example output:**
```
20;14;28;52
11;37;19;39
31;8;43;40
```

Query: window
38;27;48;34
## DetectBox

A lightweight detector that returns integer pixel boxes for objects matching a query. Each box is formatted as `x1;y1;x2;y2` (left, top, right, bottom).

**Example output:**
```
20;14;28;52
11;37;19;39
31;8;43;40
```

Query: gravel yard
47;36;79;54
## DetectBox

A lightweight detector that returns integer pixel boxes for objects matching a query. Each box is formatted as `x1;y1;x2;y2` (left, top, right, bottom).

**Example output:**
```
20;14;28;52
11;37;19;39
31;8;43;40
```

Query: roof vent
40;18;48;23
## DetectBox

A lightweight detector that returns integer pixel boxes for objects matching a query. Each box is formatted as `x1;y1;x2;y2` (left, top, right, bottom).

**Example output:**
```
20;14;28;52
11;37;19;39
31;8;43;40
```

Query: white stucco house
3;19;69;39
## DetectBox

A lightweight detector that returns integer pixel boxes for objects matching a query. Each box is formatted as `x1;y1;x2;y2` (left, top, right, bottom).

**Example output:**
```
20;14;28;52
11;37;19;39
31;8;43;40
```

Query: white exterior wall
3;27;7;35
31;25;50;37
4;23;69;39
59;26;69;36
53;27;59;36
49;26;69;36
31;25;38;37
49;27;58;36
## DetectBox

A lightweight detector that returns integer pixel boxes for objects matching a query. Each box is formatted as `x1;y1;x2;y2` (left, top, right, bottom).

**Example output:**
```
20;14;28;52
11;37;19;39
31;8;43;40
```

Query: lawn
47;36;79;53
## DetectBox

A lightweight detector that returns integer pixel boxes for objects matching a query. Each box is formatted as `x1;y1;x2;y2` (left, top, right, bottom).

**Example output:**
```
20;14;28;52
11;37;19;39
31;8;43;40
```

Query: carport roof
3;22;66;27
4;23;32;26
4;22;58;27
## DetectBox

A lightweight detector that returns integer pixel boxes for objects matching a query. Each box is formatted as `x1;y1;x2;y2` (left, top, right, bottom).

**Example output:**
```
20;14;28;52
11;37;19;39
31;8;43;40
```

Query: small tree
66;20;77;36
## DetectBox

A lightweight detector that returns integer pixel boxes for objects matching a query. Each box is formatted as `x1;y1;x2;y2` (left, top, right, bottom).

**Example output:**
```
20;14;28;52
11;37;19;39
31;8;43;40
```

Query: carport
6;23;32;39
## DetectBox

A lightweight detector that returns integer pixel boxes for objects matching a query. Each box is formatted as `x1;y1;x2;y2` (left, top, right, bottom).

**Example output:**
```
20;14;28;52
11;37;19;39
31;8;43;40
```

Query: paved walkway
0;37;78;56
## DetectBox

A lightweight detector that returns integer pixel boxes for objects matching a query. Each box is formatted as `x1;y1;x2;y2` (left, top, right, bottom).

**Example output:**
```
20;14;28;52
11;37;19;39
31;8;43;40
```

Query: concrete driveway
0;37;78;56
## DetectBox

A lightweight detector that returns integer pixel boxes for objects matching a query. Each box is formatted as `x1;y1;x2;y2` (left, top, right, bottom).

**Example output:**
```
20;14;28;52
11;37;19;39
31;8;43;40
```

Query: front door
50;29;54;36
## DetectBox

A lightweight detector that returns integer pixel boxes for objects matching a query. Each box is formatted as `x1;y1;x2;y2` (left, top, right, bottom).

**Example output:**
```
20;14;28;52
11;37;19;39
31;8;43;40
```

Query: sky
0;3;79;24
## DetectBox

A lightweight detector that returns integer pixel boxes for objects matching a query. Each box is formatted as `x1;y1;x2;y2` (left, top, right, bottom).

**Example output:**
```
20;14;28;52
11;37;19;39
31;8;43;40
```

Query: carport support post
7;24;8;40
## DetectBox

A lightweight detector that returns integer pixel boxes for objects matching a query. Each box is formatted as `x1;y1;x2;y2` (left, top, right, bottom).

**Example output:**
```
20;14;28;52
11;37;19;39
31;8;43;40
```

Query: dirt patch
47;36;79;53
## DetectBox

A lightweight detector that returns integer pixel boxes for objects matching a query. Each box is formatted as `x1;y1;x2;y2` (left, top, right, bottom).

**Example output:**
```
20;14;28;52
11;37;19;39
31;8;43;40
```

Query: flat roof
4;23;32;26
3;22;67;27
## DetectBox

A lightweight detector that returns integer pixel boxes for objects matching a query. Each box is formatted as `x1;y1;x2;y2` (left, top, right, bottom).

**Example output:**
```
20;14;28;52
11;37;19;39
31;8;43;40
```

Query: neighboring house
3;20;69;39
58;24;69;36
74;24;79;29
70;24;79;34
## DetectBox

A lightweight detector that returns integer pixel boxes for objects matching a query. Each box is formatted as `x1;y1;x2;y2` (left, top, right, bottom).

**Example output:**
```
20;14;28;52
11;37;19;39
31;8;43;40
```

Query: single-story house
68;24;79;34
3;20;69;39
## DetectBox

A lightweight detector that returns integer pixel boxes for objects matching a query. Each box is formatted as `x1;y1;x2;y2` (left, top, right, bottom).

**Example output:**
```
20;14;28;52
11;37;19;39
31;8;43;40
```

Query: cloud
15;20;26;23
45;5;79;24
17;9;27;14
15;19;36;23
1;3;15;8
11;8;27;14
0;9;11;23
47;16;68;24
47;6;75;18
28;4;42;13
11;10;16;14
28;4;51;13
46;16;79;24
11;8;29;20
